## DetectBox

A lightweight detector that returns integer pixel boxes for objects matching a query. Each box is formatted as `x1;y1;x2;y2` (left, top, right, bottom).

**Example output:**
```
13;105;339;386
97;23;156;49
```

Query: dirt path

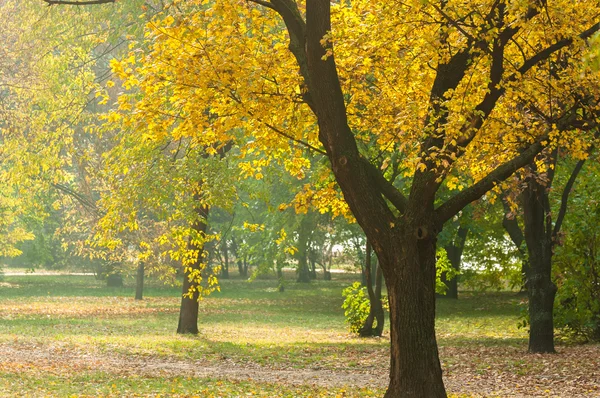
0;342;386;388
1;343;600;396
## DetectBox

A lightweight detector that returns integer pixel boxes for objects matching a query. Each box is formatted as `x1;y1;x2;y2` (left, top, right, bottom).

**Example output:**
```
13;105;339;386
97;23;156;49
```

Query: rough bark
382;225;446;397
134;262;144;301
177;202;209;335
522;176;556;353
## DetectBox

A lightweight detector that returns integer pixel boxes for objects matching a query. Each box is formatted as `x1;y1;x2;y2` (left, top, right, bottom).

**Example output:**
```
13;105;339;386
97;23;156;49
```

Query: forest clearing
0;272;599;397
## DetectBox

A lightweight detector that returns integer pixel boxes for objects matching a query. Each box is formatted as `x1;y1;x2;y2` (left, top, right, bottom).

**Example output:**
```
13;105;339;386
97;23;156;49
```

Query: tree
501;150;589;352
93;1;600;396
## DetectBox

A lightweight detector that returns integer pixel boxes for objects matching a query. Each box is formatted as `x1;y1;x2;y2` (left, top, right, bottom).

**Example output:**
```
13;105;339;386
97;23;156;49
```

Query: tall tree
502;151;588;352
94;1;600;396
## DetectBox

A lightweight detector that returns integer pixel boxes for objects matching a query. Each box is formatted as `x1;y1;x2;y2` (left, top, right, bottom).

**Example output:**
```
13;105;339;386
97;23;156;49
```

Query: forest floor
0;272;598;397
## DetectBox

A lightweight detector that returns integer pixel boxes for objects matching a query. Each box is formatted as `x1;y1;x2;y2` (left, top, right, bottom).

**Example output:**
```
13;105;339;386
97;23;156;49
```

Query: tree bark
522;176;556;353
134;262;144;300
381;225;446;397
177;202;209;335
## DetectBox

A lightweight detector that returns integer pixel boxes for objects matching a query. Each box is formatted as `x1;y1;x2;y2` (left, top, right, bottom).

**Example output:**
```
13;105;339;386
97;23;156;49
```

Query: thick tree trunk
522;178;556;353
381;227;446;397
177;203;209;335
134;262;144;300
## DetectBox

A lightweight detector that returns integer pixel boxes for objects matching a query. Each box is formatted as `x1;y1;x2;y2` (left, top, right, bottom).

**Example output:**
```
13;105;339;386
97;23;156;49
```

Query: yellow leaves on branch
109;0;600;221
292;183;352;220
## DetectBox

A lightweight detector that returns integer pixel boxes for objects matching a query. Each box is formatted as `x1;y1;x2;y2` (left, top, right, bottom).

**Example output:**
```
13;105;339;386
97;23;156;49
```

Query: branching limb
552;158;586;239
435;139;545;225
360;158;407;214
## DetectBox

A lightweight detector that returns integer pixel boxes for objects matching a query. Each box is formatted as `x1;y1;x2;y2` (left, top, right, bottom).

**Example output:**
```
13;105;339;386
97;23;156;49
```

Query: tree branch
501;194;526;255
360;157;407;214
51;183;99;214
435;139;545;225
552;158;586;239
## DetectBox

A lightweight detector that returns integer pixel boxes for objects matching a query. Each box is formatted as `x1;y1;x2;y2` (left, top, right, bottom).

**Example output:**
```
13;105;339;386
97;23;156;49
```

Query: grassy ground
0;271;598;397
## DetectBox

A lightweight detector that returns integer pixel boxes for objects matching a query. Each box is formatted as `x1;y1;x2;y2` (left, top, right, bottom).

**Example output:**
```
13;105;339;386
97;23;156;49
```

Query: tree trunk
442;225;468;299
381;226;446;397
221;240;229;279
309;254;317;279
522;177;556;353
277;266;285;292
502;196;529;291
296;216;312;283
177;202;209;335
360;240;385;337
135;262;144;300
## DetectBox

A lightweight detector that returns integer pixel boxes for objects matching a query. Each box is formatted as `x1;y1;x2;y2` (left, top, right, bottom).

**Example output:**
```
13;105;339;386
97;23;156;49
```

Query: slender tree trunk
381;226;446;397
221;240;229;279
177;202;209;335
502;196;529;291
135;262;144;300
309;254;317;279
522;179;556;353
277;266;285;292
442;225;468;299
360;240;385;337
296;216;312;283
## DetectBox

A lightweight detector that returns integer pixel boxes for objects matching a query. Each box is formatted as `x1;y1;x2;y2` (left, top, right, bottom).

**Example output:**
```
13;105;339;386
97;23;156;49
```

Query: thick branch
552;158;586;239
501;195;525;255
361;157;407;214
435;140;545;225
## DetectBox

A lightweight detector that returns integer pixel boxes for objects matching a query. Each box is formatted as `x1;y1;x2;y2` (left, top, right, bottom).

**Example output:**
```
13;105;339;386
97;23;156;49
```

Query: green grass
0;271;541;397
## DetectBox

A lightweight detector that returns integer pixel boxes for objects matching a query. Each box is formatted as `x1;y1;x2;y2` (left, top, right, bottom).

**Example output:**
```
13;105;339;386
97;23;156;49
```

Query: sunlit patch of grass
436;292;528;347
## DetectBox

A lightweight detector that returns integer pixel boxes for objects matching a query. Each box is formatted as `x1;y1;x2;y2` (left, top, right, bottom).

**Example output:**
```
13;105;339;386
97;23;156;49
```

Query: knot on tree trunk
416;226;428;240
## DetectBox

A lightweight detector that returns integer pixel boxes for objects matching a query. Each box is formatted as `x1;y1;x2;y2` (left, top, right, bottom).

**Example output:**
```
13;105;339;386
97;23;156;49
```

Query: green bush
341;282;371;334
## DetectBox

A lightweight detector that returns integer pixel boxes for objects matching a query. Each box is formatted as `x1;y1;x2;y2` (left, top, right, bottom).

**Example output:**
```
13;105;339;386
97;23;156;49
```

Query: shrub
341;282;371;334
